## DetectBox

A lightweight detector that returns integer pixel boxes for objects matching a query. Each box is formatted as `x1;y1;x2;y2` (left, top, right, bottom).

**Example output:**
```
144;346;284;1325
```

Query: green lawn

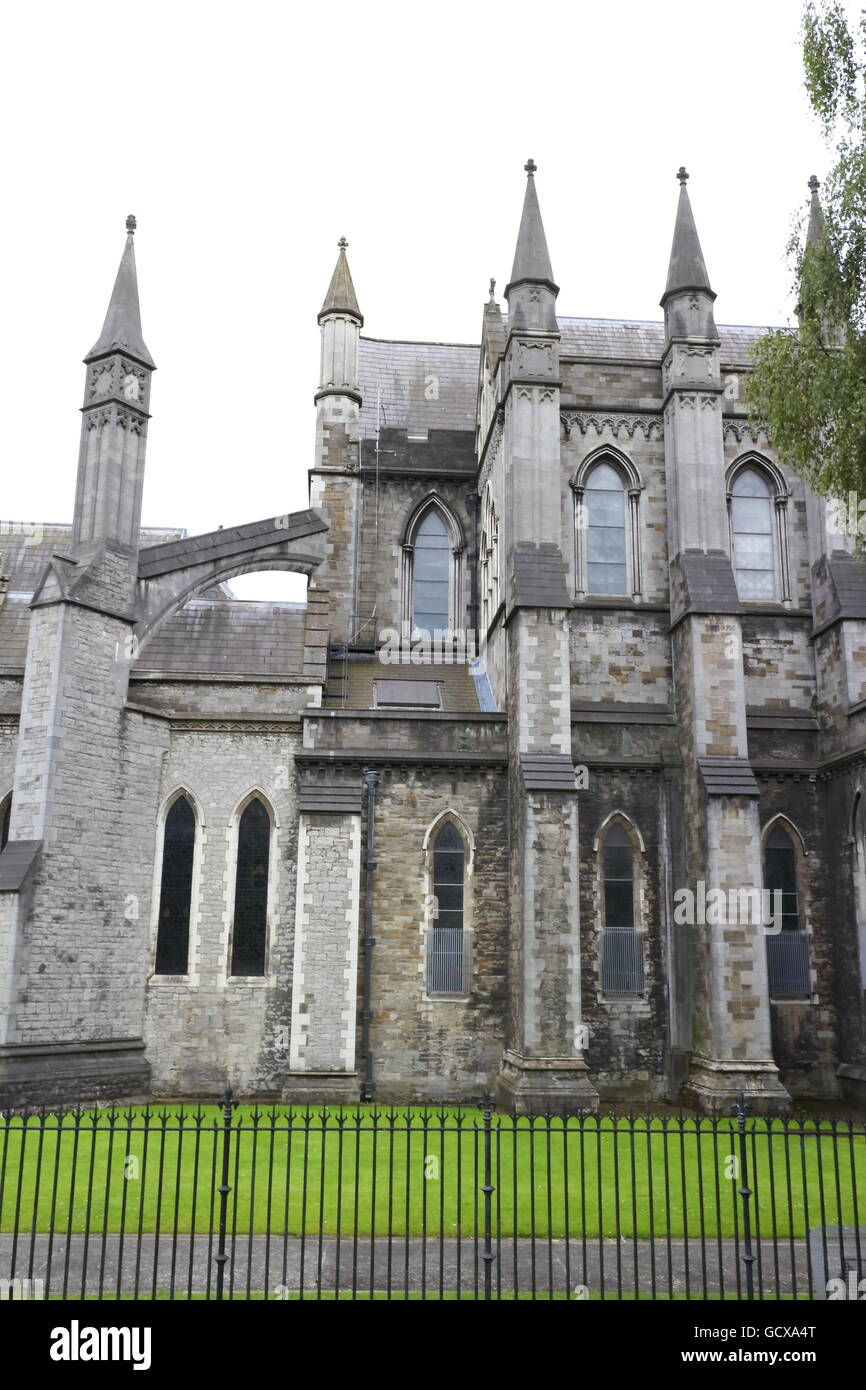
1;1106;862;1239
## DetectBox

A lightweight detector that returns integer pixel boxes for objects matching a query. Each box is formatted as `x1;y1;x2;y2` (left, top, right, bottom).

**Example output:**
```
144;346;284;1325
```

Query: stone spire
505;159;558;332
806;174;825;247
662;168;715;303
662;169;718;342
319;236;363;324
72;216;155;551
506;159;557;292
86;215;154;369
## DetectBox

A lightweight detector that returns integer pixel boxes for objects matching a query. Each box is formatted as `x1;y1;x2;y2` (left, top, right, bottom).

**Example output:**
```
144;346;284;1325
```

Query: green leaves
747;2;866;513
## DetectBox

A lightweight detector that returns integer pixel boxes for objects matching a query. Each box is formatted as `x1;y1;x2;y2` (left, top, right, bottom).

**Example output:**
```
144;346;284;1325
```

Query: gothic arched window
402;499;463;642
572;452;643;601
426;818;469;996
480;486;500;633
731;468;775;599
586;462;628;595
1;794;11;851
764;823;810;998
598;820;645;996
231;797;271;976
155;795;196;976
412;510;451;637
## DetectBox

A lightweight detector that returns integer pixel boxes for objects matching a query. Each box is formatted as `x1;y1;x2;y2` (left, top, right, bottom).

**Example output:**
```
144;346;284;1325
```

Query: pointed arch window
586;463;628;595
764;824;810;998
231;797;271;977
731;469;775;599
402;500;463;641
572;453;643;601
598;820;646;996
425;818;470;997
155;795;196;976
413;511;450;636
727;457;791;603
480;487;500;633
1;794;11;851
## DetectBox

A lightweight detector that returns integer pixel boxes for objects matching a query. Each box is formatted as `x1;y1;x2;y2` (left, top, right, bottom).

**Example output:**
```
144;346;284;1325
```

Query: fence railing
1;1093;864;1300
767;930;811;998
602;928;645;996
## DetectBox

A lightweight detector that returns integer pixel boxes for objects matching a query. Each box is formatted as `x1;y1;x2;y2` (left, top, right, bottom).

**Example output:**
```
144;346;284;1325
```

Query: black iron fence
1;1093;864;1300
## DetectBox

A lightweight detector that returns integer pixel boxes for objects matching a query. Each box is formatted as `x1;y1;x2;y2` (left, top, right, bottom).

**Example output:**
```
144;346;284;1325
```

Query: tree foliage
747;1;866;502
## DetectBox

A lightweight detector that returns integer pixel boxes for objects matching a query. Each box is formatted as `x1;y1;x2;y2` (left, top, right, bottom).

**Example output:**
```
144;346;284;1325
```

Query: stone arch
422;806;475;876
593;809;646;855
571;444;643;495
726;450;791;500
401;492;465;550
760;812;807;857
159;784;206;830
134;553;323;652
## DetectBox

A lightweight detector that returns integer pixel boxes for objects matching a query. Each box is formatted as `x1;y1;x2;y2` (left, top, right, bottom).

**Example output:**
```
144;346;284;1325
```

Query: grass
1;1105;863;1239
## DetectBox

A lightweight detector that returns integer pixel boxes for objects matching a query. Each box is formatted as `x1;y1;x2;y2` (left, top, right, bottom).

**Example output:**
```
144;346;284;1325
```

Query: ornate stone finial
338;236;348;251
126;214;137;235
524;158;537;177
808;174;820;194
677;167;689;186
488;277;496;303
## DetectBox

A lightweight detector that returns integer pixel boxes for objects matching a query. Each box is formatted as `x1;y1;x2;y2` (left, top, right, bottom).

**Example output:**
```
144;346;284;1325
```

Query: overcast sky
0;0;839;599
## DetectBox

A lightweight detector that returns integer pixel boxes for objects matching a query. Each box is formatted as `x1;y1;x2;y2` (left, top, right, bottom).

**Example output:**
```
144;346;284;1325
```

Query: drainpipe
360;768;380;1101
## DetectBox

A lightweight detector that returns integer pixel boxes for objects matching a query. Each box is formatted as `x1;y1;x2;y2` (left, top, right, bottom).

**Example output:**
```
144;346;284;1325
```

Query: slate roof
0;524;185;675
0;524;184;594
342;660;480;712
557;318;773;364
357;320;776;434
358;338;479;437
135;599;308;676
0;524;307;679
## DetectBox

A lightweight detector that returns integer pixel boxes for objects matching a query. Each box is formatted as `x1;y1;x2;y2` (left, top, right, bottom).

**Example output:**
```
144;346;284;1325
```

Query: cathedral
1;163;865;1114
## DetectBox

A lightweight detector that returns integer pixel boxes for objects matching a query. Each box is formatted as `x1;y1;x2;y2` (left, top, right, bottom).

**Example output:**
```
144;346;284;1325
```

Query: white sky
0;0;837;599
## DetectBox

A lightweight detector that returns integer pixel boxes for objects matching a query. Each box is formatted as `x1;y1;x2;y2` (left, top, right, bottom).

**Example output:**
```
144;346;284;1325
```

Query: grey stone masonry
288;811;362;1084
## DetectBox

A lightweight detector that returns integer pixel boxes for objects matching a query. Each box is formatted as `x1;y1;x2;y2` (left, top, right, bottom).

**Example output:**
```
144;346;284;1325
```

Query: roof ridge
360;336;480;349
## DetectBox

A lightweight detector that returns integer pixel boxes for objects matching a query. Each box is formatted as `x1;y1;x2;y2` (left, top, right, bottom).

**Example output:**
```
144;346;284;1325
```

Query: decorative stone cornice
561;410;663;442
723;417;770;445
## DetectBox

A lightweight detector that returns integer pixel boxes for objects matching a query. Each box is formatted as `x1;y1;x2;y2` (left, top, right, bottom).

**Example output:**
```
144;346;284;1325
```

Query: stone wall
143;725;300;1096
289;811;361;1073
364;765;508;1102
578;769;669;1101
742;617;815;712
569;610;671;705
